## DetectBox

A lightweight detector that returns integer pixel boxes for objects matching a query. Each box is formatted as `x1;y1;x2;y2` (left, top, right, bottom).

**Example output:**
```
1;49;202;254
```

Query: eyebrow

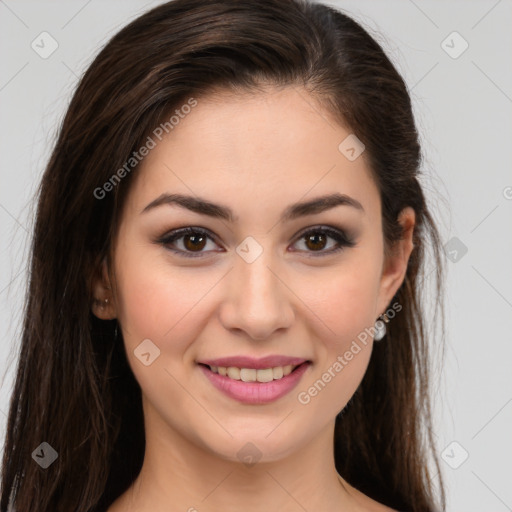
141;192;364;222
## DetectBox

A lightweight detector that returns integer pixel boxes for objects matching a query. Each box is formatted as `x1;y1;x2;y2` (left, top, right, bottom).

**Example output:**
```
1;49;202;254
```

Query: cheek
115;259;173;345
298;259;381;349
290;259;381;414
293;267;379;418
114;248;221;361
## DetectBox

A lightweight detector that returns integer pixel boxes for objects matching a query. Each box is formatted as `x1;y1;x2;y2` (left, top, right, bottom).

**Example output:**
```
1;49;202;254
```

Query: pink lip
198;355;308;369
198;361;311;405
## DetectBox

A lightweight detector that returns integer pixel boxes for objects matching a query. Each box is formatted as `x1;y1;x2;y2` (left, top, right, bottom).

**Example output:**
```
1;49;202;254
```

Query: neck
108;397;362;512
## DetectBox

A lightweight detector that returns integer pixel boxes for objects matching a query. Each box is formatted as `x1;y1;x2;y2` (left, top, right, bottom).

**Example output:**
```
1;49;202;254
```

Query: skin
92;85;415;512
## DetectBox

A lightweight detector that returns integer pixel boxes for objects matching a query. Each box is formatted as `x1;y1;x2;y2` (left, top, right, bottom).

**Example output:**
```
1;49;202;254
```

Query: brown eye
182;232;207;251
304;232;328;251
291;226;356;256
158;225;355;259
158;227;220;258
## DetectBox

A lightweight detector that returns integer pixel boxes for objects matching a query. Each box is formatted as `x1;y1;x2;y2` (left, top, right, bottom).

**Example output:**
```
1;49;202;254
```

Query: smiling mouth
198;360;312;405
197;362;310;383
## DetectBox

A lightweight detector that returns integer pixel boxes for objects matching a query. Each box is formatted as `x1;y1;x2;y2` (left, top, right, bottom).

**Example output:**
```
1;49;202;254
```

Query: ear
377;206;416;314
90;257;117;320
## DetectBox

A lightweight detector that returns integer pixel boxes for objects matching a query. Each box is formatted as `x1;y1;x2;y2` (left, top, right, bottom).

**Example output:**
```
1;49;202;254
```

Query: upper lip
198;355;310;369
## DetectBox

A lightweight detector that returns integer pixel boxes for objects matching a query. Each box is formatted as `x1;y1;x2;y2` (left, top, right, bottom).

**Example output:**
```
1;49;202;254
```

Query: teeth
208;364;300;382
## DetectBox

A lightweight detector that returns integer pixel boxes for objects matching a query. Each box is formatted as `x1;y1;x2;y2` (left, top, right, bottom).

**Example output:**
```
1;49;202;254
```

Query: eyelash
157;225;356;259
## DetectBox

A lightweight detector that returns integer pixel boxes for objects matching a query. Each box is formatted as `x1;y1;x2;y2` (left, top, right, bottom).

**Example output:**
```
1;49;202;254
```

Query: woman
0;0;447;511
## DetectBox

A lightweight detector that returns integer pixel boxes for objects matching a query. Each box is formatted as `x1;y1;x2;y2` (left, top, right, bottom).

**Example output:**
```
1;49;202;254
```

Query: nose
218;248;295;340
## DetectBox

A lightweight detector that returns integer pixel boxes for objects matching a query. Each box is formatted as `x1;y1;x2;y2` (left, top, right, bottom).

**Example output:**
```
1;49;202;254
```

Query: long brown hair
0;1;446;510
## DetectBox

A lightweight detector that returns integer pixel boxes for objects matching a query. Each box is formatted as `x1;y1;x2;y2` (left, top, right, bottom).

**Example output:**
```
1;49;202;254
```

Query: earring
93;297;110;309
373;312;390;341
95;297;109;308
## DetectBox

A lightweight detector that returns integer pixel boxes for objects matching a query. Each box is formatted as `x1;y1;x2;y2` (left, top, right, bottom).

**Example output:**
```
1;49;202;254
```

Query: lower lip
198;362;311;405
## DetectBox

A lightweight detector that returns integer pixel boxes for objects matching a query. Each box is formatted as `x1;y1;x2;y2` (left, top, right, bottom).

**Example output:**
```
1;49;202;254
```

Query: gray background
1;1;511;510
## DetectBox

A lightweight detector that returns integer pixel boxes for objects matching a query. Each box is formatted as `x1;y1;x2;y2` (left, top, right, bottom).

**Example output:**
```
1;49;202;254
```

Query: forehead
126;86;380;223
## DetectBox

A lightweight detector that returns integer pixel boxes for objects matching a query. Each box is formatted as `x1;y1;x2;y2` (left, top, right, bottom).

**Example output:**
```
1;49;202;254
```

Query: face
93;86;414;464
